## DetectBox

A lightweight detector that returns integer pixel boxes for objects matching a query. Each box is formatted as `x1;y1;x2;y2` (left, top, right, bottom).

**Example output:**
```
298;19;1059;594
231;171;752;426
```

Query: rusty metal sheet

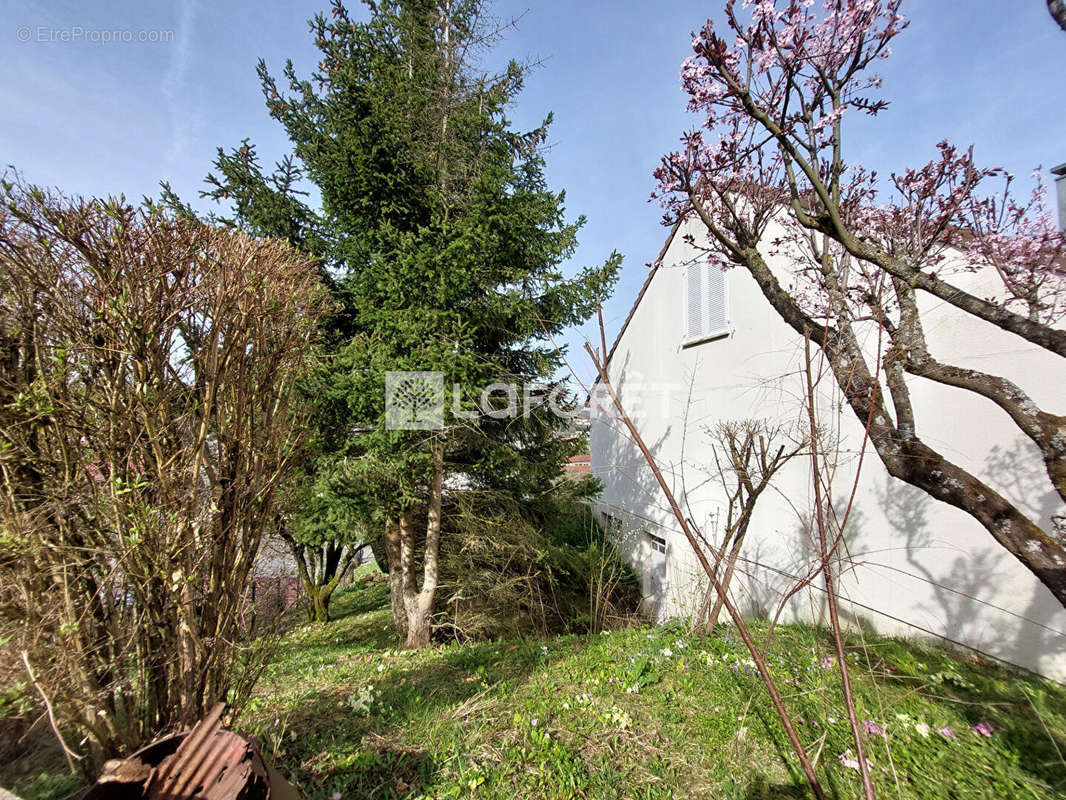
86;704;301;800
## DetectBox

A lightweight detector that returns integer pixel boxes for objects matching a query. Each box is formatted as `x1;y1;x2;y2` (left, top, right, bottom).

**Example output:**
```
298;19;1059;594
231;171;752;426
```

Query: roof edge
592;219;682;387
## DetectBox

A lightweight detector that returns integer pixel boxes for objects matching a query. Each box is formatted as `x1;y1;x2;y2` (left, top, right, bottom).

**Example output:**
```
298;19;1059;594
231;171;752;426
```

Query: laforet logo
385;371;445;430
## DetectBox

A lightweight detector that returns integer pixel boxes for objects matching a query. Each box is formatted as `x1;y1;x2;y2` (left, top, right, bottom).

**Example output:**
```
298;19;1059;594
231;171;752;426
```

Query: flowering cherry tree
656;0;1066;605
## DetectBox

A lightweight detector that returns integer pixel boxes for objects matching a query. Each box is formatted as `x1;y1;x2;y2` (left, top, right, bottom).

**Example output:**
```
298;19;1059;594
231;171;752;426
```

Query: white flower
604;706;632;729
838;750;859;771
661;648;674;658
531;718;539;727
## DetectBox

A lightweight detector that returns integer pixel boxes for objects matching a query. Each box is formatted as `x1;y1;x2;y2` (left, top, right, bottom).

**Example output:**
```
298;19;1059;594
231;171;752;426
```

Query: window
683;261;729;345
644;531;668;616
603;514;621;537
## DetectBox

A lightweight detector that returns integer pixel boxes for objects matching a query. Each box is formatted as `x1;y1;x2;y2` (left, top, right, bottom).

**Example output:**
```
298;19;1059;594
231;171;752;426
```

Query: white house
589;216;1066;681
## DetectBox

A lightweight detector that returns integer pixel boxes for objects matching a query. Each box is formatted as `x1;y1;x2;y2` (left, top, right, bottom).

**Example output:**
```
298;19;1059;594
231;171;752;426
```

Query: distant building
563;453;591;476
558;406;591;480
251;536;303;618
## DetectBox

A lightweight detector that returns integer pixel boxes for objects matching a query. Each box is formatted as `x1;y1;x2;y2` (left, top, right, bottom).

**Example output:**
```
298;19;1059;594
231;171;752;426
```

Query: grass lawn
5;570;1066;799
238;573;1066;799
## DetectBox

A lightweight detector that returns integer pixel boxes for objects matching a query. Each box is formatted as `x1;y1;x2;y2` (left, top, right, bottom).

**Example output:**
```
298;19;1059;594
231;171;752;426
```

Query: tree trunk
404;597;434;649
733;244;1066;608
889;279;1066;507
384;516;408;639
284;526;362;624
402;445;444;649
307;585;330;623
804;335;878;800
696;535;732;635
706;531;747;632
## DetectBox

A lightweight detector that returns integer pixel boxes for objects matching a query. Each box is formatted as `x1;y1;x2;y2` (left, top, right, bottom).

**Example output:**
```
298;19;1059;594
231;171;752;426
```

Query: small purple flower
938;726;957;740
863;720;885;737
820;656;834;669
972;722;994;737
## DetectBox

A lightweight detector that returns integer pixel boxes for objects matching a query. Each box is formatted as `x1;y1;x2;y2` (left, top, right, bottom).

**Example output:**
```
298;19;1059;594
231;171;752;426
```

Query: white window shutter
684;262;728;343
685;264;704;341
705;263;727;334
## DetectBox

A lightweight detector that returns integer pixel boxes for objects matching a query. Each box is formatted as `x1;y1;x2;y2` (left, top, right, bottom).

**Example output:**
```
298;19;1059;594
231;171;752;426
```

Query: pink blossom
938;726;957;741
972;722;994;737
863;720;885;737
658;0;1065;348
657;1;912;315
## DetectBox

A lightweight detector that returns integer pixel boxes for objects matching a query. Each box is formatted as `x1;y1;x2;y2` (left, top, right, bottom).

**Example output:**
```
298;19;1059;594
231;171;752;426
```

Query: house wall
590;217;1066;680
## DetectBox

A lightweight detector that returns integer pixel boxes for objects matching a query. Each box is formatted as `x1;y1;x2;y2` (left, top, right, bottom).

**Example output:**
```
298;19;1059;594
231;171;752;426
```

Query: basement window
682;261;729;346
646;532;667;554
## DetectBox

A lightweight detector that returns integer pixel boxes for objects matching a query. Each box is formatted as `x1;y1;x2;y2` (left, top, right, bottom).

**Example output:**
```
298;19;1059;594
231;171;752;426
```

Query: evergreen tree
194;0;619;645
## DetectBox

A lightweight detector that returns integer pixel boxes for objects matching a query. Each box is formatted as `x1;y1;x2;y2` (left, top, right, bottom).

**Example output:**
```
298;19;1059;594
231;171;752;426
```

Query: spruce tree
195;0;619;645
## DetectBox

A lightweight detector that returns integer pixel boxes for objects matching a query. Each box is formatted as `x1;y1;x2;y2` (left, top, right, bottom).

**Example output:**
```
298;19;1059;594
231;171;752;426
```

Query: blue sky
3;1;1064;385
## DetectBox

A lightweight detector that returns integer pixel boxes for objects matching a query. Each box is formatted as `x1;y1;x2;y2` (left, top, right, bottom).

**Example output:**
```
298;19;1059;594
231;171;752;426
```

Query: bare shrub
694;420;805;633
0;179;326;769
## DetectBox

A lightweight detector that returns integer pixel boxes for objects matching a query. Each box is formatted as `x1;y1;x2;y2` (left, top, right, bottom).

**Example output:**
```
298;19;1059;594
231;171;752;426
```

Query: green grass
237;574;1066;799
5;571;1066;799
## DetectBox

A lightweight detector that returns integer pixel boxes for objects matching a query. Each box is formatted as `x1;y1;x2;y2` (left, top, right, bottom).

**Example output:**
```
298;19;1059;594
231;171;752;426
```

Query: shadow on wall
731;500;871;632
601;510;668;620
876;453;1066;674
593;351;684;621
984;437;1066;671
985;436;1065;530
